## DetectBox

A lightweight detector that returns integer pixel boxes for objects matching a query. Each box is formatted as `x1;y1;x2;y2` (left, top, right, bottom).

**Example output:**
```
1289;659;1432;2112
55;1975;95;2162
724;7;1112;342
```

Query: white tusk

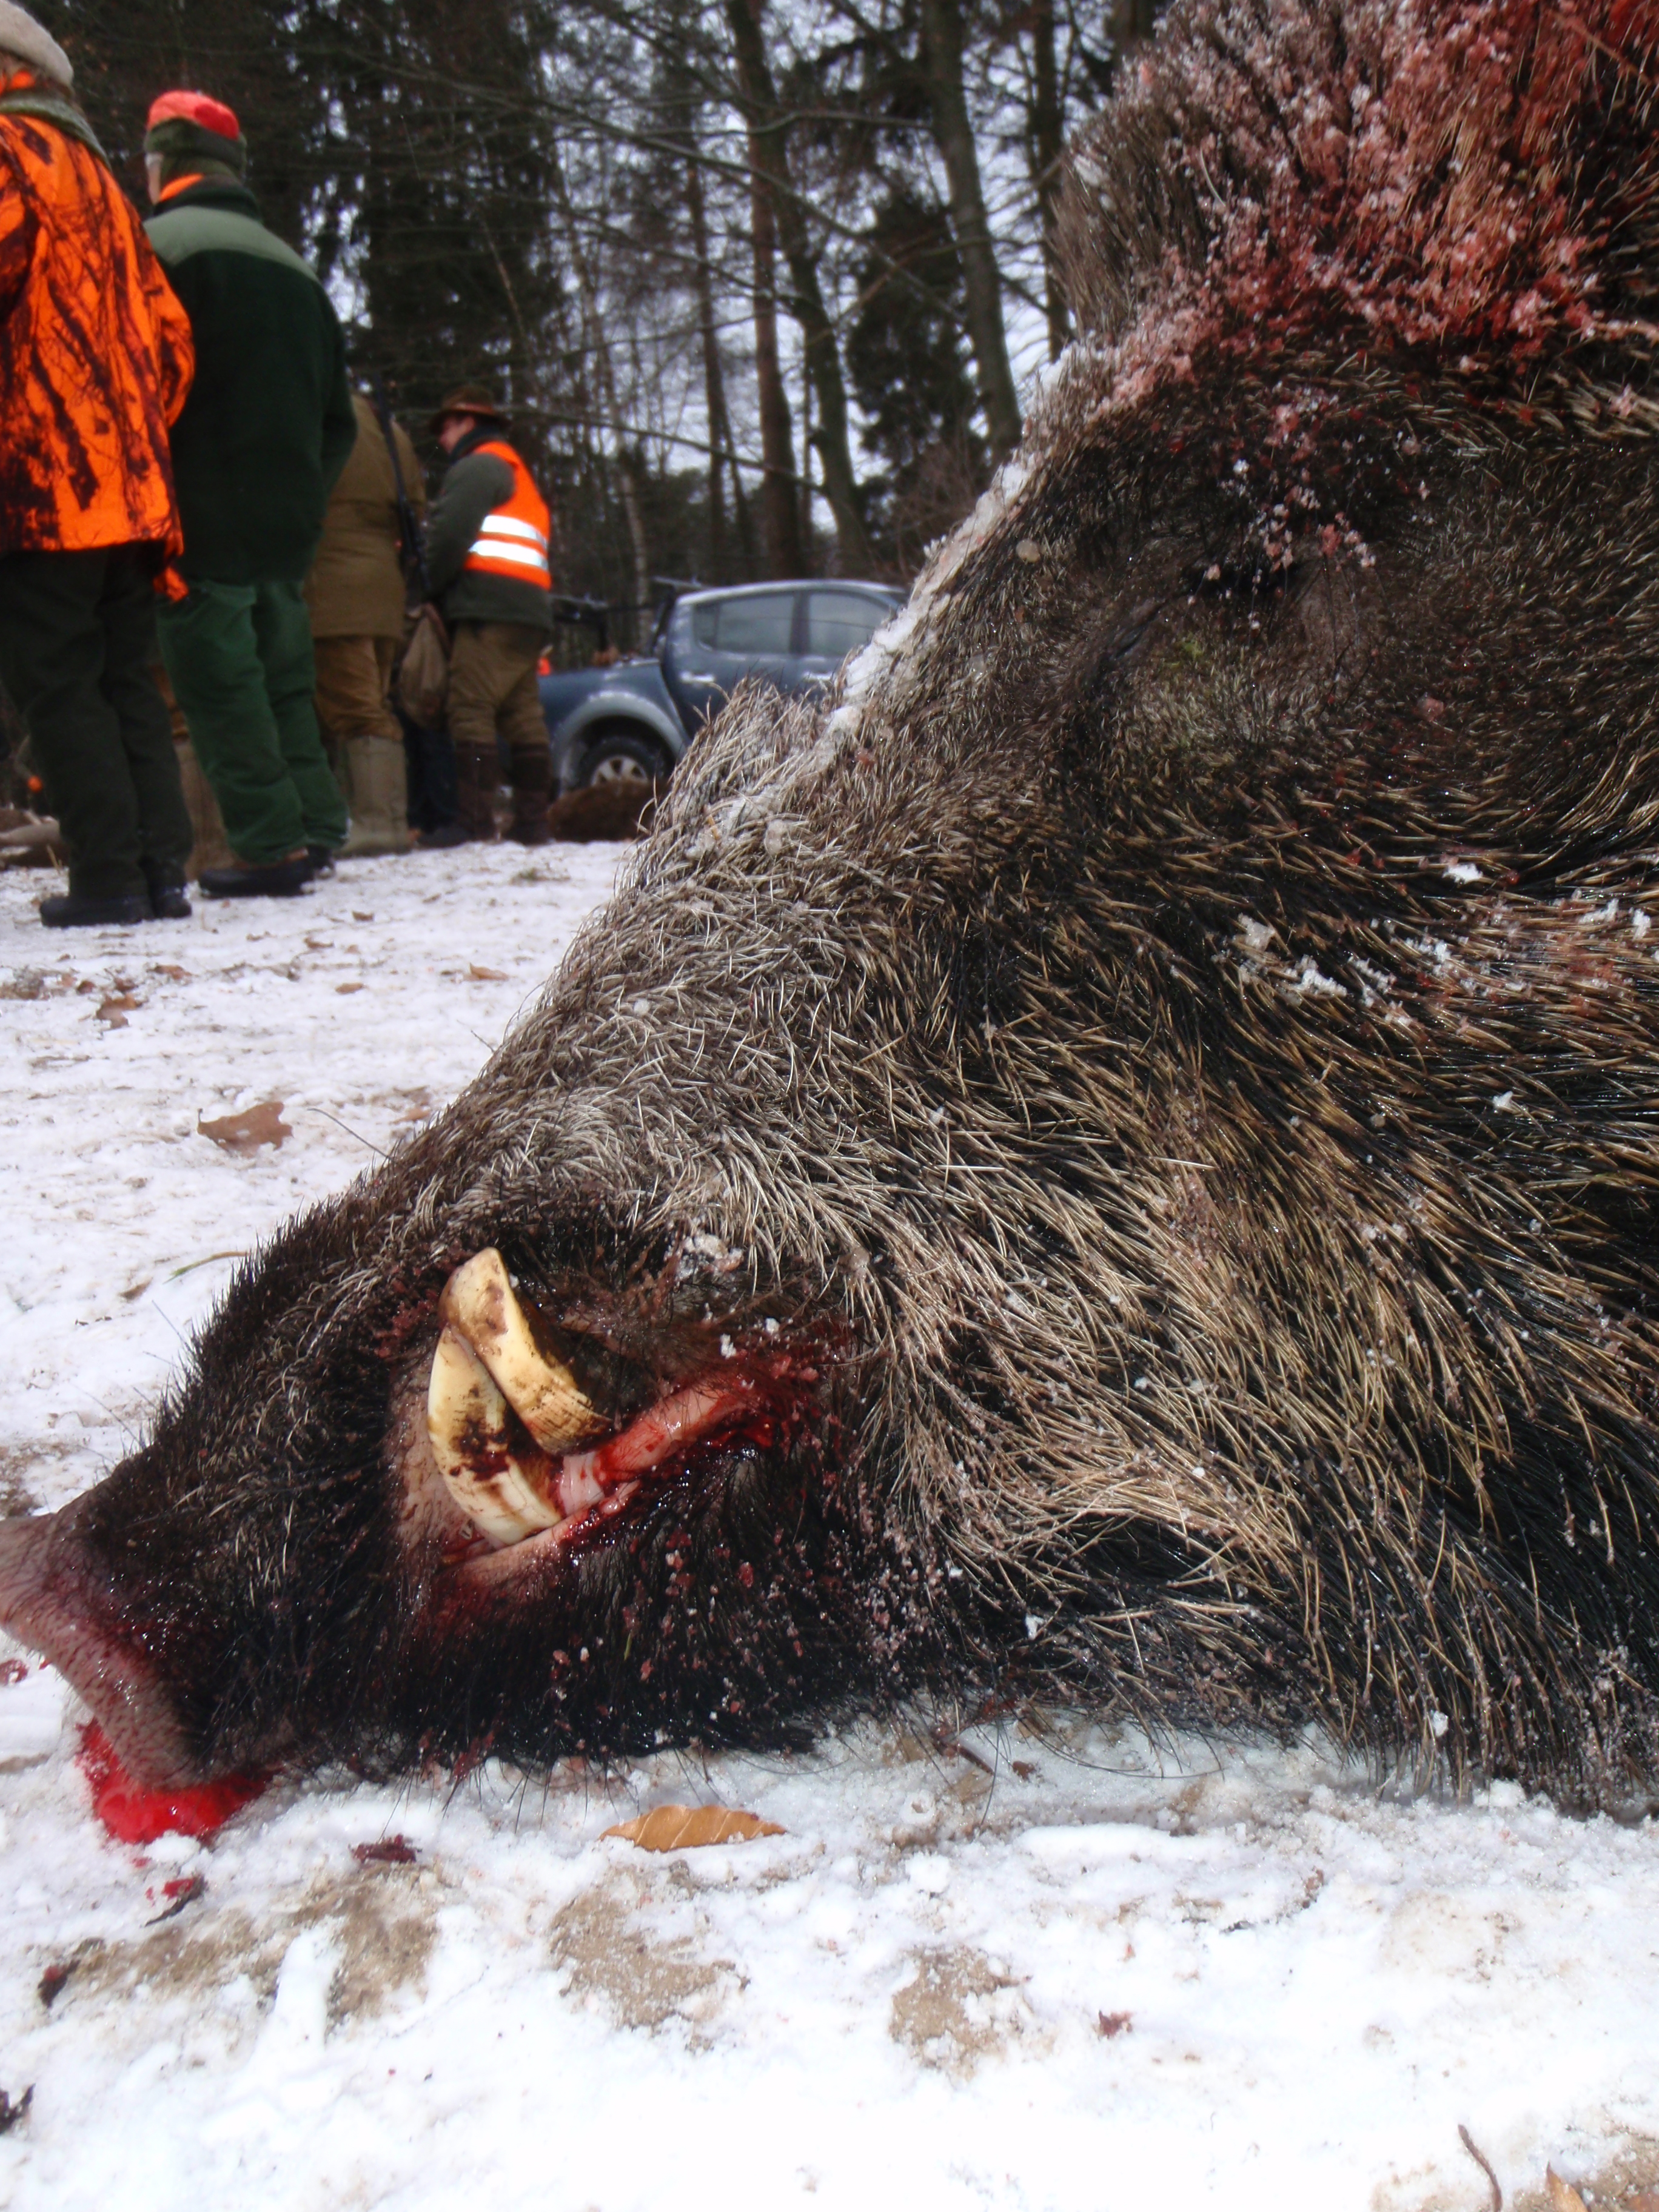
427;1323;563;1548
440;1248;608;1450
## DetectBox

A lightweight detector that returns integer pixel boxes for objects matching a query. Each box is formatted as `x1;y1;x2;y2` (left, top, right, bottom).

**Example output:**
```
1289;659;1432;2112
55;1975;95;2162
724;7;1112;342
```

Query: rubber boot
454;743;500;842
339;735;411;857
506;747;552;846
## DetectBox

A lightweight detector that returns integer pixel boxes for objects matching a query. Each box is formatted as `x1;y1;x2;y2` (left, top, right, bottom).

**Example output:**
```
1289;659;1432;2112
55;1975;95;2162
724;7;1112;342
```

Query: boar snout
0;1506;198;1787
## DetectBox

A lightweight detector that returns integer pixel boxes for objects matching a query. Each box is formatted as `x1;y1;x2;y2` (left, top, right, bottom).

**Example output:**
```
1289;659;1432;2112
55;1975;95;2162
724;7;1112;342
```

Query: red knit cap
146;89;241;141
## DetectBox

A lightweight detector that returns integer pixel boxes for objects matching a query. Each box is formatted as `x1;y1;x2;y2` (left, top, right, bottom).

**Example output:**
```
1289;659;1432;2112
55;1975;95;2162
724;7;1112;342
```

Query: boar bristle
14;0;1659;1804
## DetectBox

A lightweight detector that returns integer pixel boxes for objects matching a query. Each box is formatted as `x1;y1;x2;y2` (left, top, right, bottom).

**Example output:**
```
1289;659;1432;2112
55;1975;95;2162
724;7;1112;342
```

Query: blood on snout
76;1721;266;1844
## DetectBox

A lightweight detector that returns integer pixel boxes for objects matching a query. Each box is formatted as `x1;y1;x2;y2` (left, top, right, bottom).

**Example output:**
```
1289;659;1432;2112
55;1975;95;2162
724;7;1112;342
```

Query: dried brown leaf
97;993;139;1021
468;963;508;982
336;982;364;995
197;1102;291;1155
602;1805;785;1852
352;1835;418;1865
1546;2169;1589;2212
1096;2009;1132;2038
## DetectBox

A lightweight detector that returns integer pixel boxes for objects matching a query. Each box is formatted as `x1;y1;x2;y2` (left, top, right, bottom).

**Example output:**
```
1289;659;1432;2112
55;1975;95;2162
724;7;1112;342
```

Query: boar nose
0;1508;199;1787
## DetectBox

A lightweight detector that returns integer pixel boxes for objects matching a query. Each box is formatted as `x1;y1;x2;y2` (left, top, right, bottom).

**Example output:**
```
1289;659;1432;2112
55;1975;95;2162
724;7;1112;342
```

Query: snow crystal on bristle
829;454;1034;743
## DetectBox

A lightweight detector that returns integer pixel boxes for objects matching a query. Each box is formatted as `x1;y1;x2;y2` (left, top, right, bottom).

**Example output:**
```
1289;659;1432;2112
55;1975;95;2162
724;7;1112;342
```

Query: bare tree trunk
1029;0;1067;363
917;0;1023;457
799;341;815;572
725;0;874;576
745;90;807;577
731;458;759;578
683;150;729;577
549;146;652;645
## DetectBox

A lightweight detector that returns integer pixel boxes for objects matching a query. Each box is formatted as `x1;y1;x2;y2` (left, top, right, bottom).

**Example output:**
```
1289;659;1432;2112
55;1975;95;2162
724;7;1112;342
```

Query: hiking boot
506;808;551;847
337;736;411;856
507;750;552;845
199;853;312;900
142;866;192;920
304;845;338;879
418;819;469;850
39;890;155;929
453;745;500;842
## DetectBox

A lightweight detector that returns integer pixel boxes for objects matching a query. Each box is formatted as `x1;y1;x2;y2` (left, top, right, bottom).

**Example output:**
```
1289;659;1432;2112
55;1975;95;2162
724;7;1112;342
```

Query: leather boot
339;735;411;856
453;743;500;842
506;747;552;846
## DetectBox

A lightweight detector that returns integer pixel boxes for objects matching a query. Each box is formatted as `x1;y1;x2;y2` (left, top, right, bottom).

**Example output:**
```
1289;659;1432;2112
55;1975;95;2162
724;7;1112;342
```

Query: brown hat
429;384;506;435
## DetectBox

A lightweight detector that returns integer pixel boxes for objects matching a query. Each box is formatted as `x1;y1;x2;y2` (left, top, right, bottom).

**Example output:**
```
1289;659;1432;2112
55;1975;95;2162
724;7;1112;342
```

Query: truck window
691;593;796;655
805;590;888;659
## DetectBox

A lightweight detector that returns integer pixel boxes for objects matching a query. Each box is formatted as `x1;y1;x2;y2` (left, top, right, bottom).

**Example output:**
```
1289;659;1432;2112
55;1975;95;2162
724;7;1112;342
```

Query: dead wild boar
5;0;1659;1804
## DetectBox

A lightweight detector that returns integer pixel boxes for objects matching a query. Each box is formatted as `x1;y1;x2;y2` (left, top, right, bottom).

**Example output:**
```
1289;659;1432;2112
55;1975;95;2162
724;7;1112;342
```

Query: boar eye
1185;554;1297;612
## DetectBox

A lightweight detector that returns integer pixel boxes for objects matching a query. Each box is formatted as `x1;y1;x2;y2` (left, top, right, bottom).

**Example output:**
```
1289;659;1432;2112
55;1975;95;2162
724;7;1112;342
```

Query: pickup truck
538;579;905;794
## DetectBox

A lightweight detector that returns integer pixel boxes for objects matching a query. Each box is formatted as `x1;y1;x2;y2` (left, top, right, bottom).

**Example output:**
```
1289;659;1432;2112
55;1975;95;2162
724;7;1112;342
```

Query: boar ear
0;1509;199;1787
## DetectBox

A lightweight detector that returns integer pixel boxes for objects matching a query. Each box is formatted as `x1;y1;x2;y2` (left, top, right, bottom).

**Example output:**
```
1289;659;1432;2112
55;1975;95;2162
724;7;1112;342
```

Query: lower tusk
440;1248;608;1450
426;1324;563;1548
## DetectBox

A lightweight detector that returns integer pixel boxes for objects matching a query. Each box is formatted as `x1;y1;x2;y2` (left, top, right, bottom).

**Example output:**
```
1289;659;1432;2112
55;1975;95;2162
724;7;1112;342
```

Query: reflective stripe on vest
462;439;552;590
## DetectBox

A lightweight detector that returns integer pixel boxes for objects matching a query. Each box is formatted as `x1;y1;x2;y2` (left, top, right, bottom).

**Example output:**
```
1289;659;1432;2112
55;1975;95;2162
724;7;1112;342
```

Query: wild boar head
5;0;1659;1800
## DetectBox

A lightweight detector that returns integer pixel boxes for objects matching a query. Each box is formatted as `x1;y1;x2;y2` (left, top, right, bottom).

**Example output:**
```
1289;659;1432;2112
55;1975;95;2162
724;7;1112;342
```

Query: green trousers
156;577;348;865
0;546;192;900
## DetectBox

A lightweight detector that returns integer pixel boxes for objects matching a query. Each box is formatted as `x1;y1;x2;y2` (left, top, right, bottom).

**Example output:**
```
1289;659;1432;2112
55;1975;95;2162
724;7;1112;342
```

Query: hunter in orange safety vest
424;385;557;846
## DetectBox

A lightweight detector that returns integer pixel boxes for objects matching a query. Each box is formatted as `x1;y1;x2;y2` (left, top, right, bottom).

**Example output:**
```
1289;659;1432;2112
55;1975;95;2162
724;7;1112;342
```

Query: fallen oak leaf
336;981;365;994
97;992;139;1022
468;962;508;981
1545;2173;1588;2212
1096;2010;1132;2039
197;1102;290;1154
603;1805;785;1852
352;1835;418;1865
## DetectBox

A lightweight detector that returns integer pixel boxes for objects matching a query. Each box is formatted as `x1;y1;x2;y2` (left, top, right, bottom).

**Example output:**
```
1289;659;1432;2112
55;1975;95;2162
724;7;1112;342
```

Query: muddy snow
1;845;1655;2212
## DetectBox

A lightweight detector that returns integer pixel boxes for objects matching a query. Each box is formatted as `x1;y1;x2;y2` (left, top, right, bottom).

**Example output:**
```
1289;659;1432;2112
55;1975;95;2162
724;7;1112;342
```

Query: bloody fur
5;0;1659;1801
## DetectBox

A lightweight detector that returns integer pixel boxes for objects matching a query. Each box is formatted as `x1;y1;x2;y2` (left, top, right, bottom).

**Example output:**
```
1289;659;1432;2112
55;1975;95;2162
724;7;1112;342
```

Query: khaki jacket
304;393;426;639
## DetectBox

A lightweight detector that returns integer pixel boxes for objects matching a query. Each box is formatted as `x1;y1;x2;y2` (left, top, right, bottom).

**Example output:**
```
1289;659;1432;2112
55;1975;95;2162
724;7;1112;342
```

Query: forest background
41;0;1155;646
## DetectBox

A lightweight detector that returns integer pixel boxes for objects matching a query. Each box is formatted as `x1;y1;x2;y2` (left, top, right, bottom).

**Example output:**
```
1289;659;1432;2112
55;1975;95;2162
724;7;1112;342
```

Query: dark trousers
0;546;192;899
399;705;460;833
156;577;349;864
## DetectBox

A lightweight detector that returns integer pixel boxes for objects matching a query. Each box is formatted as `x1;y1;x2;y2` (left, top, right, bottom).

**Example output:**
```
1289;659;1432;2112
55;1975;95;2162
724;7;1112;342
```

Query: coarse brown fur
5;0;1659;1801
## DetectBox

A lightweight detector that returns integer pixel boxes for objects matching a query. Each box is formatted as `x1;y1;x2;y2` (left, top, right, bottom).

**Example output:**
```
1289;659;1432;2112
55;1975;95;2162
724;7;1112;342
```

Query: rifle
370;374;429;601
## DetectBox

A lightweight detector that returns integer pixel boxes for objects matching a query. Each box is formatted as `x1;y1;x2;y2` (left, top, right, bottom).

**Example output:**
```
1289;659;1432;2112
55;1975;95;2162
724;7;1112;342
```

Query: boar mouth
426;1248;814;1578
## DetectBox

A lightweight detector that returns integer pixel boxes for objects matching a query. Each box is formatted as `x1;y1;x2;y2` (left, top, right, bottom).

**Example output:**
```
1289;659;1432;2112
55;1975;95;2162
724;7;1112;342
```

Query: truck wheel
577;728;671;790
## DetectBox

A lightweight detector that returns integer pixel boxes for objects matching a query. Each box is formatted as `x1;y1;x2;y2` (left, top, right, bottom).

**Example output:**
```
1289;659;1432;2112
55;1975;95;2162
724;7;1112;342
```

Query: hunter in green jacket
144;89;355;896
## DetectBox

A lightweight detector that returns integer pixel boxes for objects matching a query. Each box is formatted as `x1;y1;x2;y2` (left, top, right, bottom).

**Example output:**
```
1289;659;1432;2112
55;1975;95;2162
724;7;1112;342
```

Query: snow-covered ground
1;846;1656;2212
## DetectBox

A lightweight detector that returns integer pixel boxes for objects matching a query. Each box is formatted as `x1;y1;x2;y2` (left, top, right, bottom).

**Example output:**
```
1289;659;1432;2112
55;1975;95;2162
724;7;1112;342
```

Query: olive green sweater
146;179;355;583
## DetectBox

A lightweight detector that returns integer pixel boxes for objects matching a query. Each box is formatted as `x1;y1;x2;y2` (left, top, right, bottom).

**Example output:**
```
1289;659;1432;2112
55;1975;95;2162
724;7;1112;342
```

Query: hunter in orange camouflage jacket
0;69;194;557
